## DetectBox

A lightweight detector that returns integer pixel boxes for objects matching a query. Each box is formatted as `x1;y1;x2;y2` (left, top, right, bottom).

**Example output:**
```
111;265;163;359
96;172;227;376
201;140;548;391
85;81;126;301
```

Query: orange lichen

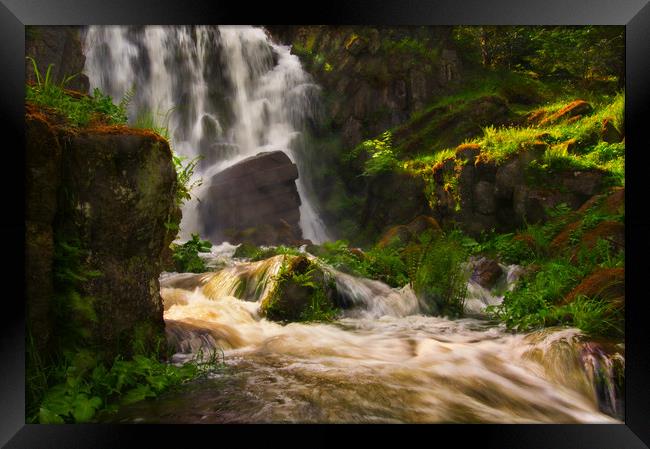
602;187;624;215
539;100;592;126
549;220;582;253
579;220;624;252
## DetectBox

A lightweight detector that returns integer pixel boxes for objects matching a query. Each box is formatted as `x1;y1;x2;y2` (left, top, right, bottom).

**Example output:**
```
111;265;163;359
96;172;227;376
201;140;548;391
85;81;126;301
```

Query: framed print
2;0;649;447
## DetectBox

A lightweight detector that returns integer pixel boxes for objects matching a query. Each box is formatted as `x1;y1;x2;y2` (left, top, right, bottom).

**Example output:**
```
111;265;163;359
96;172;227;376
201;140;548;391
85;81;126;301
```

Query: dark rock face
267;26;461;150
26;26;89;93
361;172;433;240
26;104;179;357
377;215;442;248
431;145;606;236
199;151;304;245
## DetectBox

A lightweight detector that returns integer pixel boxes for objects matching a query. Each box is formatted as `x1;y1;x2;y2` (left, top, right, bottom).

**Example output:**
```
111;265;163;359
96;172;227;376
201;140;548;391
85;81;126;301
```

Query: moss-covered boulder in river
260;255;339;322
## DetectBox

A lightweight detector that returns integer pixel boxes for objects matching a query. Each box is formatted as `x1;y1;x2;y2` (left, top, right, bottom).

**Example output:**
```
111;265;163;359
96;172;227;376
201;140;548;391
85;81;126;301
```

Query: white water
105;251;625;424
83;25;330;243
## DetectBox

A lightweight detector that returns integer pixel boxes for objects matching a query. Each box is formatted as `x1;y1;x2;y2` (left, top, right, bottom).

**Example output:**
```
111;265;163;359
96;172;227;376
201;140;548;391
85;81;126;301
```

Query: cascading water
82;26;624;424
83;25;331;243
103;250;624;424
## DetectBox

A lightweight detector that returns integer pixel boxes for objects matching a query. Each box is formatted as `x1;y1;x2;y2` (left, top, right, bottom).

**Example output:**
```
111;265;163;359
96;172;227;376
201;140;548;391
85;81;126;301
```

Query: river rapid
106;246;624;424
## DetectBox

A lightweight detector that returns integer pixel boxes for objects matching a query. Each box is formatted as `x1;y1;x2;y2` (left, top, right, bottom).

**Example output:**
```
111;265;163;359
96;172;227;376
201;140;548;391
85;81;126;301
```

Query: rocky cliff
26;103;180;357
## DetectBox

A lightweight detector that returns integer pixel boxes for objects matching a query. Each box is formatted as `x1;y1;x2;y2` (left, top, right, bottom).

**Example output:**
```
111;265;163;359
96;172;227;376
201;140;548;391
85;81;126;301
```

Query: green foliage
233;243;302;261
411;231;469;317
26;57;128;127
549;295;623;337
171;234;212;273
351;131;399;176
133;107;175;141
451;26;624;85
36;348;224;424
488;239;623;337
172;153;203;207
263;258;340;323
315;240;409;288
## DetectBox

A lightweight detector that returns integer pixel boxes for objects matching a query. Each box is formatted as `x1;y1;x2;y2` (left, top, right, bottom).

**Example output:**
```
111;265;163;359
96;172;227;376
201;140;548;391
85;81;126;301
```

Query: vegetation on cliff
25;74;218;423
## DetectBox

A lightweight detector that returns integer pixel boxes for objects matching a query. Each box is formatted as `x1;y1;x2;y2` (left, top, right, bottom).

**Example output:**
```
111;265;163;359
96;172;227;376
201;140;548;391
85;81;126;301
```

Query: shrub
411;231;469;317
262;257;339;322
171;234;212;273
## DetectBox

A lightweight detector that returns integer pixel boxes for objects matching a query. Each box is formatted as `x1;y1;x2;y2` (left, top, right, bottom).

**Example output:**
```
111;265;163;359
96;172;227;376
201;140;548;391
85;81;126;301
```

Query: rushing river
105;247;624;424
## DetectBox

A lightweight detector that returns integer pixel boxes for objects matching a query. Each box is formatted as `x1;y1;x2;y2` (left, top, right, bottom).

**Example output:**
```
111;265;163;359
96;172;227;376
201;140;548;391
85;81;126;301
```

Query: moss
260;256;339;323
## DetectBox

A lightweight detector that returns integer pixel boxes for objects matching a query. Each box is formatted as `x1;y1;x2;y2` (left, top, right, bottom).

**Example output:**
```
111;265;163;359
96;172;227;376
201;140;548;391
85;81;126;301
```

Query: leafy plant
170;234;213;273
411;231;469;317
36;348;224;424
172;153;203;207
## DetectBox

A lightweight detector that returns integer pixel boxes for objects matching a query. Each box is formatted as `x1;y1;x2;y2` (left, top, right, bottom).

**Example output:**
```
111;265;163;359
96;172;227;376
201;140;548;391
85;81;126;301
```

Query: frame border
3;0;649;447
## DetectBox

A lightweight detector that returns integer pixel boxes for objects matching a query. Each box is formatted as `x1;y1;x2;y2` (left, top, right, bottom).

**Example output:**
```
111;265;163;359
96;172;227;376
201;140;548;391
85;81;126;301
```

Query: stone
199;151;303;246
260;256;337;321
473;181;496;215
495;159;523;200
25;104;179;357
25;26;89;93
540;100;593;126
601;118;623;144
559;170;605;197
470;257;504;289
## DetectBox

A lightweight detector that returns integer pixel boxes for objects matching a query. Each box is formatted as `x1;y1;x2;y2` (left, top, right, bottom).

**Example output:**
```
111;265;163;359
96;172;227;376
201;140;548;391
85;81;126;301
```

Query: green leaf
72;393;100;422
38;407;65;424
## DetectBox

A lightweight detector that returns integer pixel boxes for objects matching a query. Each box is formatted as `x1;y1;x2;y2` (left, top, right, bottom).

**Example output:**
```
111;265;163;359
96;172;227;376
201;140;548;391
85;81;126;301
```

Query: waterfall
82;25;331;244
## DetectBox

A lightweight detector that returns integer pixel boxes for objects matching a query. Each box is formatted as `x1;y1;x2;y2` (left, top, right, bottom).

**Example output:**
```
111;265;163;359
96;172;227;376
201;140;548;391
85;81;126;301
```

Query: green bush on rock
171;234;212;273
260;256;340;322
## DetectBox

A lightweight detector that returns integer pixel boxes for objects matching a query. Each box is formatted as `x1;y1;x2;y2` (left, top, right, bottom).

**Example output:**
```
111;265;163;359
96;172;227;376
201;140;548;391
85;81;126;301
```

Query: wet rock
470;257;504;289
260;256;337;322
199;151;303;246
474;181;496;215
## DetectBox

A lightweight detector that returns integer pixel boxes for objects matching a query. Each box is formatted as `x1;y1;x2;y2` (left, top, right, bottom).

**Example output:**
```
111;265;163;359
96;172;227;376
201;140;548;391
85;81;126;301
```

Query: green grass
26;57;127;127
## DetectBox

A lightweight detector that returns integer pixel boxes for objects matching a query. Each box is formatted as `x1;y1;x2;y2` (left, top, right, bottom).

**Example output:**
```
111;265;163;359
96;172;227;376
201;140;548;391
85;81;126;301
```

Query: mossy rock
260;256;338;322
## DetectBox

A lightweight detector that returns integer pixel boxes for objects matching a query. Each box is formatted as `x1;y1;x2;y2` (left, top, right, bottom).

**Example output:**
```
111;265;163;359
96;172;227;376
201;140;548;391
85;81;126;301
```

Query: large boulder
199;151;303;245
469;257;504;289
26;104;179;357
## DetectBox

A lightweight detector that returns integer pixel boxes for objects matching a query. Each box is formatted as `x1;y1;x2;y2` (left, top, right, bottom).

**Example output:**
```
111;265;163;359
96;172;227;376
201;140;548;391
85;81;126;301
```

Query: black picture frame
2;0;649;447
